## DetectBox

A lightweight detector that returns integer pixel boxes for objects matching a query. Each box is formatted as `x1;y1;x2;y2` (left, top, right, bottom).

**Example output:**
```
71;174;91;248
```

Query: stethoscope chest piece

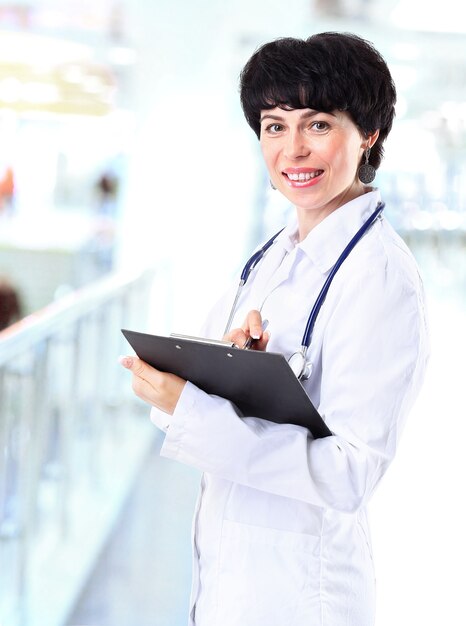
288;350;312;381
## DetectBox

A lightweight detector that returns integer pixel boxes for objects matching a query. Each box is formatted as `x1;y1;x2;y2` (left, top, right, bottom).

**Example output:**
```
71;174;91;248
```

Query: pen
243;319;269;350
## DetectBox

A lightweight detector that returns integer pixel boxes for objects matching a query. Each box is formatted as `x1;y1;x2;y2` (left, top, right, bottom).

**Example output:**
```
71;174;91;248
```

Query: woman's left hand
119;356;186;415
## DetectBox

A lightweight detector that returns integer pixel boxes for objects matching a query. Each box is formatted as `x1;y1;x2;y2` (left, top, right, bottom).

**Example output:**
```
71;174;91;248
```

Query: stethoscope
224;202;385;380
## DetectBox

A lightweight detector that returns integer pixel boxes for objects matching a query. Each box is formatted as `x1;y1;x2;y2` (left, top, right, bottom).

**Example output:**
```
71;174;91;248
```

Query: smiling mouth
284;170;324;181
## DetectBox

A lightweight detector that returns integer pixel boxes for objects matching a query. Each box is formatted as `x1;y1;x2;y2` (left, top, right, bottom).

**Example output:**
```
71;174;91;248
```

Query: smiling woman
120;32;429;626
240;33;395;239
240;33;396;167
259;107;378;237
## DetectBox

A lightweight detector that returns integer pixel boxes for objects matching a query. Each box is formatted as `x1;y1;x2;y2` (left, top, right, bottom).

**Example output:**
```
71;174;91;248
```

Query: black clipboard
121;329;331;439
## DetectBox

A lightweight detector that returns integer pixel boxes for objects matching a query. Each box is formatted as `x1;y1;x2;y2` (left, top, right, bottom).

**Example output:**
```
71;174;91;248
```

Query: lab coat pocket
216;520;321;626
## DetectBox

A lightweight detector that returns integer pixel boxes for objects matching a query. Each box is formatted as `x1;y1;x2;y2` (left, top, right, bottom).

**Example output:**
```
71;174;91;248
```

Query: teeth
286;170;322;181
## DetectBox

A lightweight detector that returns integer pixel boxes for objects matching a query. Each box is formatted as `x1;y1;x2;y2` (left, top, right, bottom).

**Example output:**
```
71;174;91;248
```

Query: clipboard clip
169;333;236;348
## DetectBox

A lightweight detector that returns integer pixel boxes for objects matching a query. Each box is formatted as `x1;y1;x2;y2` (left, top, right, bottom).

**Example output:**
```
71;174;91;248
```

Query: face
260;107;375;225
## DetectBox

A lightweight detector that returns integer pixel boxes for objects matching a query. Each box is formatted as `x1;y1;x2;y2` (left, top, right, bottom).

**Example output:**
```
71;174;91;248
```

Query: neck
296;184;370;242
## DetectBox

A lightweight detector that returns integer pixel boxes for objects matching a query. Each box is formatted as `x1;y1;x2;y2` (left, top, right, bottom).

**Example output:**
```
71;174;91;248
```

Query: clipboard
121;329;332;439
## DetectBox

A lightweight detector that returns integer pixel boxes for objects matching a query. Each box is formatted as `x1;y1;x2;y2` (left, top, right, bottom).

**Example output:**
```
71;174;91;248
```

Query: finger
252;330;270;351
242;309;263;340
224;328;248;347
118;355;163;386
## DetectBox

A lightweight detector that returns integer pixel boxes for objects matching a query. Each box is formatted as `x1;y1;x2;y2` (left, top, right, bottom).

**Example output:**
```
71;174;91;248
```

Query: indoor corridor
1;1;465;625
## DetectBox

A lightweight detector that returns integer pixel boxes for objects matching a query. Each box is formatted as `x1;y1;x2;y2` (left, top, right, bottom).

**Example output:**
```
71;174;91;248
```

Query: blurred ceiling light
0;31;116;115
0;31;91;65
0;77;21;102
391;0;466;32
83;75;105;94
62;65;86;84
22;82;60;104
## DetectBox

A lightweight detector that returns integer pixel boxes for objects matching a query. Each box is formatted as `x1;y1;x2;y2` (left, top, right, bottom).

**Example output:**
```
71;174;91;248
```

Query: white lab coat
151;189;429;626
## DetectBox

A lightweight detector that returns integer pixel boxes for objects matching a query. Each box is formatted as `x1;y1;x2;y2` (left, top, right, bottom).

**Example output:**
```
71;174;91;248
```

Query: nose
283;129;311;160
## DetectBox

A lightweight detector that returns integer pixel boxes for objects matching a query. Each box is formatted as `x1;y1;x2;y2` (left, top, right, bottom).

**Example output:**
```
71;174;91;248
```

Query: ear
365;129;380;149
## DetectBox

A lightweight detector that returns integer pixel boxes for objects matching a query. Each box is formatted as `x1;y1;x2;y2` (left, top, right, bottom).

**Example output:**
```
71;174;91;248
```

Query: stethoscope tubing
223;228;285;336
300;201;385;351
225;202;385;378
240;228;285;282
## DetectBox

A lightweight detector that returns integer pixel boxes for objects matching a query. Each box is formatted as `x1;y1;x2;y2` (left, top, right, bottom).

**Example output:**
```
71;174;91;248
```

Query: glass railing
0;268;158;626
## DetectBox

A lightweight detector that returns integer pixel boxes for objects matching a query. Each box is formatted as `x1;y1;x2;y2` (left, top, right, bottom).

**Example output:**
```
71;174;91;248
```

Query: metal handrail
0;267;160;626
0;270;152;364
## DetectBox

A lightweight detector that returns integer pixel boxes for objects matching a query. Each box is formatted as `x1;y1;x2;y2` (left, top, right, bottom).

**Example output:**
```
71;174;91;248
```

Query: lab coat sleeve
309;263;429;512
159;262;429;513
150;406;170;433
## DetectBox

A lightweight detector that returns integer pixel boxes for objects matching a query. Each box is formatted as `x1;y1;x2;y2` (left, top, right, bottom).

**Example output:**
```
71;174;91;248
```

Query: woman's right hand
223;309;270;351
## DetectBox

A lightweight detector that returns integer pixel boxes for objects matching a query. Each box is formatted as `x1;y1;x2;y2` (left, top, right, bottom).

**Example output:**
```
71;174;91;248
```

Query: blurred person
314;0;345;17
120;33;429;626
95;170;119;218
0;165;15;217
0;276;21;331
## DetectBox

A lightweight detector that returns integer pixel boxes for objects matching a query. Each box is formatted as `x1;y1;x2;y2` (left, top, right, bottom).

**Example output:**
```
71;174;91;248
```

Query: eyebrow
259;110;336;123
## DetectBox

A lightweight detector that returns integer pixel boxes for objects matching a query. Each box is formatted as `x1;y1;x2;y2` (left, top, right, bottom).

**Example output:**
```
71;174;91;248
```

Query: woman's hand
223;309;270;351
119;356;186;415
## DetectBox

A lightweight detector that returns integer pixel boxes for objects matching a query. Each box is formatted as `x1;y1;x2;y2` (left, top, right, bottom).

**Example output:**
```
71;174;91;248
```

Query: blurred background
0;1;465;625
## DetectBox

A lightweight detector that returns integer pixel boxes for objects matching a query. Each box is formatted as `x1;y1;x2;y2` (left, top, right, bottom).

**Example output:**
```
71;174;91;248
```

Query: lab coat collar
287;189;383;274
274;220;300;255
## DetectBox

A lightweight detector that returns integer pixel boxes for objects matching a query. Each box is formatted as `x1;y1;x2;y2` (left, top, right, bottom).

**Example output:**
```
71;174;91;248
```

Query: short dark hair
239;32;396;169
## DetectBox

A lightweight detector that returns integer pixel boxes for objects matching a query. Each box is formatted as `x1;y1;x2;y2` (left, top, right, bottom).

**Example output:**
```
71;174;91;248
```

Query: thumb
118;355;146;377
119;355;134;369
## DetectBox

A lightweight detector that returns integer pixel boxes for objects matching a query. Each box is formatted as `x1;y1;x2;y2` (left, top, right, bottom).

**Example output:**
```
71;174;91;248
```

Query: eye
264;123;284;134
311;121;329;132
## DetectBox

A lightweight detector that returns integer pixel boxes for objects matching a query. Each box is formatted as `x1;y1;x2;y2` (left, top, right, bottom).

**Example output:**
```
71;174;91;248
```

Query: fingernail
118;355;133;368
251;334;261;340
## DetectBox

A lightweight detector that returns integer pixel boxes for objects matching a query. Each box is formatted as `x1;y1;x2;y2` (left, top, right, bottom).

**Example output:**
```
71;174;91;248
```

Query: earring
269;179;277;190
358;147;376;184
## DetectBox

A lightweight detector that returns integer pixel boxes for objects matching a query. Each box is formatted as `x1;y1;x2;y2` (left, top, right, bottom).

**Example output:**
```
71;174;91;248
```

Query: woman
120;33;429;626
